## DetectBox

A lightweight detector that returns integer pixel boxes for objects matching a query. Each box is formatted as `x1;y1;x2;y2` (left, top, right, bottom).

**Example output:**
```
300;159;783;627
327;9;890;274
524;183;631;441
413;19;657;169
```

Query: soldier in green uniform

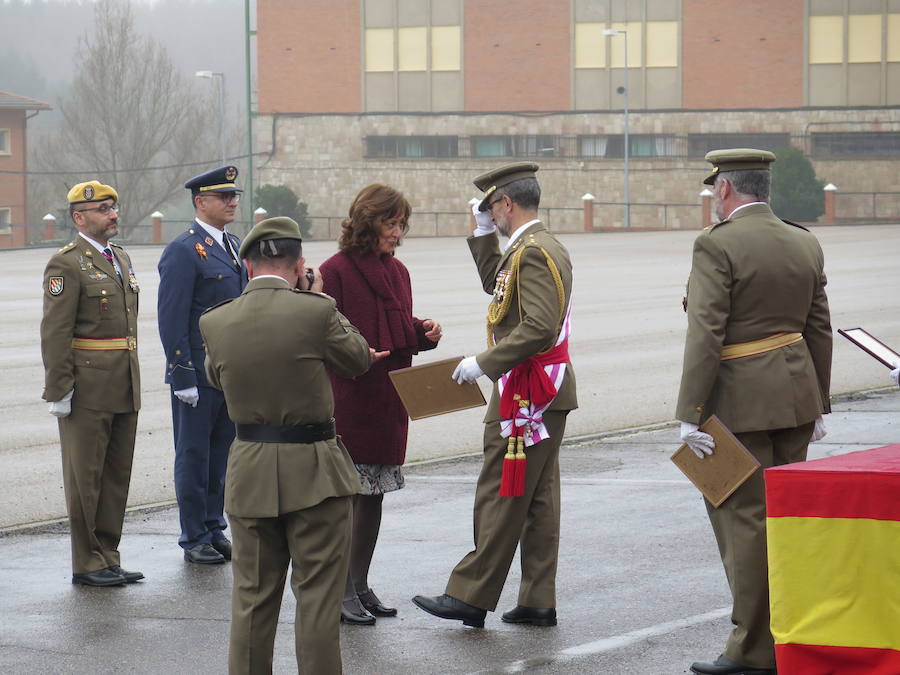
676;150;833;675
414;162;576;629
199;217;372;674
40;180;143;587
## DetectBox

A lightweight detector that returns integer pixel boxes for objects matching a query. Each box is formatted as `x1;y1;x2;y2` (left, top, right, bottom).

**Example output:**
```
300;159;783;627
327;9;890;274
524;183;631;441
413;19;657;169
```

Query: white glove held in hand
452;356;484;384
810;415;827;442
48;389;74;418
891;359;900;385
680;421;715;459
472;201;496;235
174;386;200;408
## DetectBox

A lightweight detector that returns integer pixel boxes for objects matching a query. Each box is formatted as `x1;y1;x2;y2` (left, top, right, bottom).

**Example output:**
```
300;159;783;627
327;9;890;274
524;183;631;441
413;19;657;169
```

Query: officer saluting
40;180;143;587
200;217;372;674
157;166;247;564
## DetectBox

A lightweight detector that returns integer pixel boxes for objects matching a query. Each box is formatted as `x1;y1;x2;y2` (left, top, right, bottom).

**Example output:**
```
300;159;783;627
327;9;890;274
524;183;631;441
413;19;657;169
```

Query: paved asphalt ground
1;389;898;674
1;226;899;672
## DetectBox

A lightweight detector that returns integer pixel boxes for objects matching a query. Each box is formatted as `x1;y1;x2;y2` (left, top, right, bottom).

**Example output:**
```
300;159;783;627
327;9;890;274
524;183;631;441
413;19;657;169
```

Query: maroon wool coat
320;250;438;465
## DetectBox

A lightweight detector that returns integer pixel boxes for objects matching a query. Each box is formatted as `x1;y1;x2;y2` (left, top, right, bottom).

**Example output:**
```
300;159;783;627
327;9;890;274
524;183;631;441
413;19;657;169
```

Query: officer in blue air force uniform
157;166;248;564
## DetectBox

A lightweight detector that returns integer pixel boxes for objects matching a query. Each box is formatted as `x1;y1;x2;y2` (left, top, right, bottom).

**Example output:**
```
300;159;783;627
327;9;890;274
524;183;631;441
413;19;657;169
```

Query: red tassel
512;437;527;497
499;437;518;497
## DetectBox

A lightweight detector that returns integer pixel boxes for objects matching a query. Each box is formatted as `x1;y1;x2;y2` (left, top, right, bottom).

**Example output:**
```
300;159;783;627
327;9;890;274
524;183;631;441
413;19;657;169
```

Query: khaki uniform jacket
199;276;372;518
468;222;577;422
676;204;832;433
41;239;140;412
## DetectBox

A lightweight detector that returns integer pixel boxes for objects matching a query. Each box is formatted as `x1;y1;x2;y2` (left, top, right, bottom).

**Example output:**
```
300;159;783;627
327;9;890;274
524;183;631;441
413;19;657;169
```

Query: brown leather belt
236;419;336;444
72;337;137;351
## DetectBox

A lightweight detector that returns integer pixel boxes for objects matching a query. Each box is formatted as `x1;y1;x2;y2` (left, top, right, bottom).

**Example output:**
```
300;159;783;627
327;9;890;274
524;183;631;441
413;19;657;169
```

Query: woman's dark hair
338;184;411;254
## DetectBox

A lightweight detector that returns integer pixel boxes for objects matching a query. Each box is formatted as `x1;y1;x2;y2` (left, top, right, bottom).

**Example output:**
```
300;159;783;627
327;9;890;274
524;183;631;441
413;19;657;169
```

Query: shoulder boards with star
704;219;731;232
109;242;125;249
58;241;77;253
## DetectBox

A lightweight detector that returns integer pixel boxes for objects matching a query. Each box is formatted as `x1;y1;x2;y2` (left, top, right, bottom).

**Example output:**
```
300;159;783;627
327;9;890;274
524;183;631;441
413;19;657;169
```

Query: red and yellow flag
766;444;900;674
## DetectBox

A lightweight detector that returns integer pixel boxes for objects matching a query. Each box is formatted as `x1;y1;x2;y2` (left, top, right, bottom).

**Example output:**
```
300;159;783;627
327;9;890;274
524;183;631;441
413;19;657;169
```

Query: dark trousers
445;411;568;611
171;386;234;549
707;421;814;669
228;496;352;675
58;407;138;573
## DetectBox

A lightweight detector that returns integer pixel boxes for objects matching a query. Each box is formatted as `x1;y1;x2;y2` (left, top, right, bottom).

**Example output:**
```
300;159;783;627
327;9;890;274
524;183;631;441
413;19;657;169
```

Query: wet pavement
2;388;897;674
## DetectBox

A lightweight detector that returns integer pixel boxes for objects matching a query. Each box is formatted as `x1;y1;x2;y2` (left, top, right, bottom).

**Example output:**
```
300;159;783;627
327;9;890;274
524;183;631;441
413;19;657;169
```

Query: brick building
254;0;900;235
0;91;51;248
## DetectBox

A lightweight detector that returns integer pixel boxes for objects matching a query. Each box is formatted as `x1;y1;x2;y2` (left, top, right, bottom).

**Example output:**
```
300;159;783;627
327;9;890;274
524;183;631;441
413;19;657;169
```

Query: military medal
195;242;207;259
492;269;511;303
128;266;140;293
100;297;110;312
204;236;214;246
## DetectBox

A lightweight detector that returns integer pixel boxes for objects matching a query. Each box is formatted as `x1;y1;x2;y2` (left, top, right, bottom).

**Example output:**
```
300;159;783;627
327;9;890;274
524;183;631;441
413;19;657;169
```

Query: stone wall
254;107;900;238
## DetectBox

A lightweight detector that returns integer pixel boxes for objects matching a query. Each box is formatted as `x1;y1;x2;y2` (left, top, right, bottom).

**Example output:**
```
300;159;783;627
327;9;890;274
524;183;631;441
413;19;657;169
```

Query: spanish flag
766;444;900;674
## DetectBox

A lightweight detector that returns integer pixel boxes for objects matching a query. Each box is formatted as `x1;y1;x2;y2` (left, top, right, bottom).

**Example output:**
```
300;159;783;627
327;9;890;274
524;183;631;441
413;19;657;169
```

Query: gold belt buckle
127;336;137;351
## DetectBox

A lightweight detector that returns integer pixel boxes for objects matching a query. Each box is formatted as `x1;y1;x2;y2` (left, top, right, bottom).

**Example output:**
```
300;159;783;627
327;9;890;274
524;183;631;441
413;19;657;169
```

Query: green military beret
473;162;540;211
67;180;119;204
703;148;776;185
238;216;303;259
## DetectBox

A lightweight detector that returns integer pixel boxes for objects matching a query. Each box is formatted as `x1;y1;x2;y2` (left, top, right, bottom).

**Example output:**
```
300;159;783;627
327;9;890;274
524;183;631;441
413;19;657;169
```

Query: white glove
891;359;900;385
680;421;715;459
452;356;484;384
48;389;74;418
810;415;827;442
472;200;496;235
174;386;200;408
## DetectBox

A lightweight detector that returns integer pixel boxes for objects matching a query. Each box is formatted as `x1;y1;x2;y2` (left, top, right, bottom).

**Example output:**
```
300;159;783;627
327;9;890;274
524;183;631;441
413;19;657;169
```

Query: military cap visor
238;216;303;259
185;165;243;194
703;148;776;185
473;162;540;211
67;180;119;204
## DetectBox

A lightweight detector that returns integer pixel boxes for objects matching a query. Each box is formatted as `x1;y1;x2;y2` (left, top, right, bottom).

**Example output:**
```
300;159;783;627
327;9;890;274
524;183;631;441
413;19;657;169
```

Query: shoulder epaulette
201;297;236;315
109;242;125;249
781;219;809;232
58;241;77;253
294;290;332;300
704;219;731;233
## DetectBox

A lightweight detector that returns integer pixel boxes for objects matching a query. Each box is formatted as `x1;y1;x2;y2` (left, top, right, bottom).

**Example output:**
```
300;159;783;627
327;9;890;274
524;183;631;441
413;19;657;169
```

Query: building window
809;13;900;64
365;28;394;72
688;133;791;158
472;135;562;158
574;21;677;69
365;136;458;158
811;132;900;158
0;208;10;233
579;134;679;158
575;23;606;68
0;129;10;155
365;25;461;72
809;15;843;64
848;14;882;63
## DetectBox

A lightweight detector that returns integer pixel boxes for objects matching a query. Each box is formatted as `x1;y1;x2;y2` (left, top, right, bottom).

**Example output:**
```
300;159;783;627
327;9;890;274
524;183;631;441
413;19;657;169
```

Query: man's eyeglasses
76;203;120;215
486;196;505;211
204;192;241;204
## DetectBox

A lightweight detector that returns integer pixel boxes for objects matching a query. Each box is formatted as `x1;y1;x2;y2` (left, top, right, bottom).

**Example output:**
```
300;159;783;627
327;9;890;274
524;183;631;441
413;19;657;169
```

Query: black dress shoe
211;536;232;561
72;568;126;587
184;543;226;564
412;594;486;628
359;588;397;617
340;598;376;625
690;654;775;675
108;565;145;583
501;605;557;626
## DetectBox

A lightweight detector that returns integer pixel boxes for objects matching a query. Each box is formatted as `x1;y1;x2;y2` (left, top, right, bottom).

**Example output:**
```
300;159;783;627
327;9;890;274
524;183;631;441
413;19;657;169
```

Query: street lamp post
195;70;226;165
603;28;630;228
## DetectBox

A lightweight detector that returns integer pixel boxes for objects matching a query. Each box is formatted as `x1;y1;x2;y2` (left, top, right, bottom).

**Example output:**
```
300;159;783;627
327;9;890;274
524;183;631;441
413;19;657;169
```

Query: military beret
67;180;119;204
703;148;776;185
473;162;540;212
238;216;303;259
184;165;243;194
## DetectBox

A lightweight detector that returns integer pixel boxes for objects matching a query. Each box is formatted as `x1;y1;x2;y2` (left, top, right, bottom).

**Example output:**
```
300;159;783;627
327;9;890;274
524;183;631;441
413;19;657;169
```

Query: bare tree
31;0;224;239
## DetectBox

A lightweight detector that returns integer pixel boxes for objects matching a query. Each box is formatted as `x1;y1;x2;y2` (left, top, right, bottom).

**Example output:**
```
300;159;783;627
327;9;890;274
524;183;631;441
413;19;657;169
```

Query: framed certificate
837;328;900;368
389;356;486;420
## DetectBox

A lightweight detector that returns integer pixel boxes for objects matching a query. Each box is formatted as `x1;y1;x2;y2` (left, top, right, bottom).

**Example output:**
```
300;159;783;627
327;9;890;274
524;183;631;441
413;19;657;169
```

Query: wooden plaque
389;356;487;420
671;415;761;508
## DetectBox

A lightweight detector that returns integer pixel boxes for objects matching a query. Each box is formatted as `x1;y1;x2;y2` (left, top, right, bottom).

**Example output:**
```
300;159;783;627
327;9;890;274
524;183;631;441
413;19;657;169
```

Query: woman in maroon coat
320;184;442;624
